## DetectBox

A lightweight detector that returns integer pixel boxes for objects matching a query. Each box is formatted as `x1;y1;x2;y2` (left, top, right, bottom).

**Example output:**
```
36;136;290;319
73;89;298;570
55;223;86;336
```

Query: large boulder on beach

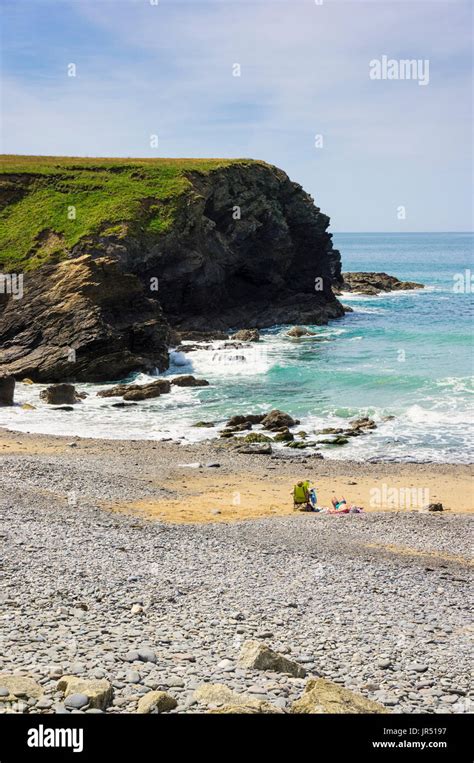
39;383;78;405
291;678;389;714
238;640;306;677
261;409;298;431
171;375;209;387
0;374;15;406
137;691;177;714
194;683;282;714
57;676;113;710
0;674;42;701
232;329;260;342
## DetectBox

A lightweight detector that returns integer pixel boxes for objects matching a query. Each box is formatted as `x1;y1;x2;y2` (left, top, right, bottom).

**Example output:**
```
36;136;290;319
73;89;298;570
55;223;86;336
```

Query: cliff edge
0;156;343;381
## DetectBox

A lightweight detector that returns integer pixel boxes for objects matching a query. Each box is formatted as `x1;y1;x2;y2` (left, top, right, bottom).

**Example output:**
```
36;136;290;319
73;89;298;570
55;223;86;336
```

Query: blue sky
1;0;472;231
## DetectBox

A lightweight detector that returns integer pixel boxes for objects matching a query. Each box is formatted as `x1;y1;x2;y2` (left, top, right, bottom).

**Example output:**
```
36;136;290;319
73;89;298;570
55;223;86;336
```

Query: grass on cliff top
0;155;260;272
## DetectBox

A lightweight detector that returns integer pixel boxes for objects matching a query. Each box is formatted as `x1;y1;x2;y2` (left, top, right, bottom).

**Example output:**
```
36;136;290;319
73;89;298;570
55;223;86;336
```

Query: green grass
0;155;259;272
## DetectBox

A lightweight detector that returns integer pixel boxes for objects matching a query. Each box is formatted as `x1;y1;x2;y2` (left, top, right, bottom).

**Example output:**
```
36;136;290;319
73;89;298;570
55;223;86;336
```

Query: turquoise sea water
3;233;473;463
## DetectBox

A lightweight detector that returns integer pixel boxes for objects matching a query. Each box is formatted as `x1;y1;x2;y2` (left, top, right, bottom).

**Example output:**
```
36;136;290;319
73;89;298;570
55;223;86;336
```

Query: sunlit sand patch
105;471;473;524
106;475;295;524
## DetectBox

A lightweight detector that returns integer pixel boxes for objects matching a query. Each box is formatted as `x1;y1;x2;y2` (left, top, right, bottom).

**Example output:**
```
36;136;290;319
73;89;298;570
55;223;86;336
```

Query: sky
1;0;473;232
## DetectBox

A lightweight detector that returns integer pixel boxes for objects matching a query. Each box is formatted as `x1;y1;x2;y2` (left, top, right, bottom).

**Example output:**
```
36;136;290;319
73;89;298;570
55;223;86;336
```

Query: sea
2;232;473;463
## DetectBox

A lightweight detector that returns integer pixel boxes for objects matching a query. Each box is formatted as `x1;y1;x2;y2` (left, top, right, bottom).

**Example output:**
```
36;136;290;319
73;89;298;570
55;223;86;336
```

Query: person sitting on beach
293;480;312;511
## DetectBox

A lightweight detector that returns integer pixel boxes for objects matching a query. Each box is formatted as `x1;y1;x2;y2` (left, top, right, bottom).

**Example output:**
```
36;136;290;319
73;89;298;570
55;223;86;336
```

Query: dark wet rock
225;414;265;427
98;380;171;401
192;421;215;428
0;374;15;406
261;409;298;431
171;375;209;387
226;422;253;432
40;383;78;405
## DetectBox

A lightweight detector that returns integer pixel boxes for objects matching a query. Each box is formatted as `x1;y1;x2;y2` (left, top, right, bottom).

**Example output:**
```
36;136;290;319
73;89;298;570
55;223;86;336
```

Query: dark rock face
119;164;344;330
0;162;344;382
335;272;424;296
0;374;15;405
0;255;171;382
39;384;78;405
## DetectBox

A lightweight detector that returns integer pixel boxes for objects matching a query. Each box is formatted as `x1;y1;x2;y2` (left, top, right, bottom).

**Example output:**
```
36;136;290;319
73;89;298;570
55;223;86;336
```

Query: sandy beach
1;427;472;522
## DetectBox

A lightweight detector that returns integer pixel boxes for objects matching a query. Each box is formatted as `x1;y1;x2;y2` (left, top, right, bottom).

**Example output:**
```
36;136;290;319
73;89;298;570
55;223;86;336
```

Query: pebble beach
0;429;472;714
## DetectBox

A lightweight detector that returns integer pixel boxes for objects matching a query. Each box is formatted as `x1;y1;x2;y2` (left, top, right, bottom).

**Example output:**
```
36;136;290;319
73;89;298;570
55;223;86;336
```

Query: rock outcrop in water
0;158;344;381
334;272;424;296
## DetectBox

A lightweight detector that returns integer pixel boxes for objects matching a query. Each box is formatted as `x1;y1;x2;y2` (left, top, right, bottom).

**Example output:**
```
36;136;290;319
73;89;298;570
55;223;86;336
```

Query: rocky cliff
0;156;344;381
0;256;170;382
